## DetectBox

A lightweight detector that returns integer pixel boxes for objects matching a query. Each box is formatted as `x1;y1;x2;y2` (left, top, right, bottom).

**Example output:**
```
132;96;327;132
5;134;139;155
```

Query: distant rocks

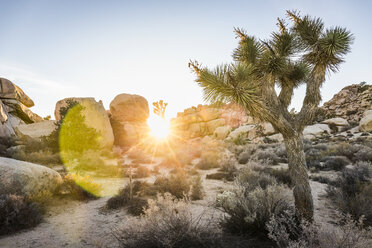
303;124;331;139
319;83;371;123
55;97;114;148
0;78;42;138
171;104;250;138
15;120;57;140
359;110;372;132
109;94;150;147
0;78;34;107
0;157;62;196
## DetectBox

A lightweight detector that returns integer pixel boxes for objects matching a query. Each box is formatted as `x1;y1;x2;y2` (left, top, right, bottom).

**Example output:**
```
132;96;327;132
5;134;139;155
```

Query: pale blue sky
0;0;371;119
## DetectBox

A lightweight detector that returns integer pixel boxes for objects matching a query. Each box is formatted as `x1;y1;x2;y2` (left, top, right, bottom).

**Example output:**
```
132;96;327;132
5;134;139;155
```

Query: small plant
0;194;43;235
191;175;204;200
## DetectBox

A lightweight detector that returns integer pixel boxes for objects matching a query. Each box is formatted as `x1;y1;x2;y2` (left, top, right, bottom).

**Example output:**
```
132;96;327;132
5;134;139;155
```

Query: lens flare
147;115;170;139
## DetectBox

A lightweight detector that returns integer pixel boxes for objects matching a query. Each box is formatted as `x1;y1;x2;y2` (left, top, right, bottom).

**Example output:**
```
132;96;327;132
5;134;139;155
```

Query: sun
147;115;171;139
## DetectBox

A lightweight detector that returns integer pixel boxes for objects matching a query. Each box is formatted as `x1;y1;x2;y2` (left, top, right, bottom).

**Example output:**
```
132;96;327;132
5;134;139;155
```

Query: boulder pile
0;78;42;138
319;83;371;124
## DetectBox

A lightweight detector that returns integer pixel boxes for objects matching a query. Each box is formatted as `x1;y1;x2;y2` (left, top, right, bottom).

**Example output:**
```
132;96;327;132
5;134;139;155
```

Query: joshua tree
153;100;168;119
189;11;353;221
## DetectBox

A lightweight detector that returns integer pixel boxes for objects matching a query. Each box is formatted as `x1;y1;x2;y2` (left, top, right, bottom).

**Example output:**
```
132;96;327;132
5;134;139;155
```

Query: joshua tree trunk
284;132;314;221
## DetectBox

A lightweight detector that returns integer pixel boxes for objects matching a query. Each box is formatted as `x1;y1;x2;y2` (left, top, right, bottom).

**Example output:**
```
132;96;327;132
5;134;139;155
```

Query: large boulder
359;110;372;132
0;78;34;107
321;117;349;126
1;99;42;123
110;94;149;122
0;100;7;123
15;120;57;140
109;94;150;146
55;97;114;147
303;124;331;139
0;157;62;196
228;124;256;140
213;126;232;139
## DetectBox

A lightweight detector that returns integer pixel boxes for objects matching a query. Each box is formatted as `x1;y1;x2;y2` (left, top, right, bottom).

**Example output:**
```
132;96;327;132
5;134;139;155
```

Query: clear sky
0;0;371;119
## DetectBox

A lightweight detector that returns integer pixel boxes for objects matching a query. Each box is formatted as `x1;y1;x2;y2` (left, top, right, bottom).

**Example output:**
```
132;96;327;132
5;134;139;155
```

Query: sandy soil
0;162;338;248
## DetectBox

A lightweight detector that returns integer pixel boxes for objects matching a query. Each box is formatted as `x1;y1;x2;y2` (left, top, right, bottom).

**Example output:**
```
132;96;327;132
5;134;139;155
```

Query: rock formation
54;97;114;147
0;78;42;138
109;94;150;147
171;103;250;138
0;157;62;196
319;83;371;124
359;110;372;132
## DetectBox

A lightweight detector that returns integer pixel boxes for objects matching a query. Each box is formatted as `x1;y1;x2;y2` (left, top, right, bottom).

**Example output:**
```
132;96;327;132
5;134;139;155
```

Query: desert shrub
57;174;100;201
127;197;149;216
26;190;53;207
233;133;249;145
106;182;149;215
267;210;372;248
134;166;151;178
256;167;292;187
237;145;257;164
12;149;61;166
321;156;351;171
206;172;235;181
354;146;372;162
191;175;204;200
114;193;225;248
309;175;335;185
327;161;372;226
0;194;43;235
253;150;281;165
216;169;290;237
195;149;221;170
154;171;191;198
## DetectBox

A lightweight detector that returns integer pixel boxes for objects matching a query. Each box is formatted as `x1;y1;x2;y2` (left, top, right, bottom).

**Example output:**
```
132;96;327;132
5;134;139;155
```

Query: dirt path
0;197;127;248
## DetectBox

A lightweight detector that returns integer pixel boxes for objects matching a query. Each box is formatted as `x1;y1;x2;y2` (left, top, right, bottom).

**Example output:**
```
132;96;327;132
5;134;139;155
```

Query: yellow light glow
147;115;170;139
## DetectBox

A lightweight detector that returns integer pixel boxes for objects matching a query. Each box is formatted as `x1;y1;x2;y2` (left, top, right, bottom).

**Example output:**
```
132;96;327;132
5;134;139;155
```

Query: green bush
0;194;43;235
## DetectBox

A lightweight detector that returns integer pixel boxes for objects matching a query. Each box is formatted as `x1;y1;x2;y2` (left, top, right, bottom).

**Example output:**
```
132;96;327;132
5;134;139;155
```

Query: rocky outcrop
0;78;42;138
359;110;372;132
55;97;114;147
109;94;150;147
303;124;331;139
0;157;62;196
15;120;57;140
319;83;371;123
171;104;250;138
0;78;34;107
